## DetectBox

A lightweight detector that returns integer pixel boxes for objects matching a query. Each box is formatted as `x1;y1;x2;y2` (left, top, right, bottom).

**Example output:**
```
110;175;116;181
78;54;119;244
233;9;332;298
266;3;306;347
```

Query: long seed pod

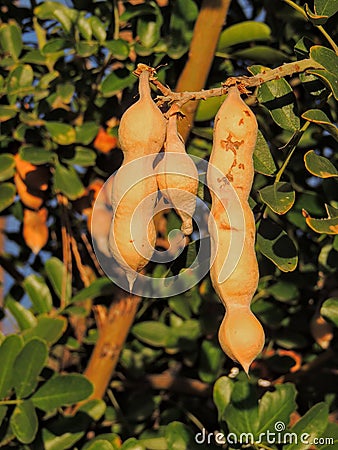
156;105;198;235
207;85;265;374
109;66;166;289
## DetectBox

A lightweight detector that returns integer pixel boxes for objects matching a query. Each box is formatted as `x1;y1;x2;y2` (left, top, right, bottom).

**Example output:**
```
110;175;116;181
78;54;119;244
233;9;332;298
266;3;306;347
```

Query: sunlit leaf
302;206;338;234
10;400;38;444
259;182;295;214
304;150;338;178
0;183;16;212
217;21;271;51
302;110;338;141
321;298;338;327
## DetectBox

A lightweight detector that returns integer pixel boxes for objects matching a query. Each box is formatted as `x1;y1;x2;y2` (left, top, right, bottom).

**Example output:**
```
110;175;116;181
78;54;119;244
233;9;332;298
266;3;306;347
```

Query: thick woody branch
83;292;141;401
174;0;232;141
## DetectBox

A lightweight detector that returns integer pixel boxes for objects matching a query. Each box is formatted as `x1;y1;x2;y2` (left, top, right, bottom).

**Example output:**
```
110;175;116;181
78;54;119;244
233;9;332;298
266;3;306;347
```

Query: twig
151;58;323;106
58;194;72;309
282;0;338;54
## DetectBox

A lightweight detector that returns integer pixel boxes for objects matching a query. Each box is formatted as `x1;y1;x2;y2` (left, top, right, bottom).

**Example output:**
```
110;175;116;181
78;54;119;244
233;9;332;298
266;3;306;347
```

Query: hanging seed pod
207;86;264;374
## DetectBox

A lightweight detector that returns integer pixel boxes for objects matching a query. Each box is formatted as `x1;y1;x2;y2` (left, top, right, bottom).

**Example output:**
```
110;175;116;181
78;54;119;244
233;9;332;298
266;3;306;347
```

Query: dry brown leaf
15;154;49;191
23;208;48;254
310;311;333;349
93;127;118;153
14;172;45;210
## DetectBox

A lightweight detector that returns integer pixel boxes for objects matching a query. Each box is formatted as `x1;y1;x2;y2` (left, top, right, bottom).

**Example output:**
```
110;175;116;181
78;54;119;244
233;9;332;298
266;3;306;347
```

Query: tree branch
174;0;232;141
153;58;324;105
82;291;141;401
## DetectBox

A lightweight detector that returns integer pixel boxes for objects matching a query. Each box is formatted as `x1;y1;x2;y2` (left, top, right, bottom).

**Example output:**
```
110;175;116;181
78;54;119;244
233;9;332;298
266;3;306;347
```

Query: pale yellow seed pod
156;106;198;235
109;68;166;289
207;85;264;373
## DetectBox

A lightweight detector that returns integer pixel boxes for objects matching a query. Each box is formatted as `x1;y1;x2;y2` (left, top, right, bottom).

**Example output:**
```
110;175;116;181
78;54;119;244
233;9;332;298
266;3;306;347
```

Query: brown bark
83;292;141;400
175;0;232;142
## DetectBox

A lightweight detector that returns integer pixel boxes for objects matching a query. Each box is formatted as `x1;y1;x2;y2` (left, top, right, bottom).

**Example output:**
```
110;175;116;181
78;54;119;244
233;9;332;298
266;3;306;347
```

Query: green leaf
257;219;298;271
0;405;7;427
0;154;15;182
42;427;85;450
132;321;172;347
302;109;338;141
309;46;338;100
45;257;72;301
54;163;85;200
13;338;48;398
121;438;145;450
249;65;300;131
31;374;93;412
5;297;37;330
101;71;136;97
175;0;199;22
137;12;162;48
259;182;295;214
217;21;271;51
303;207;338;234
75;121;99;145
266;281;299;303
42;38;72;56
71;278;115;303
22;316;67;345
253;130;277;175
86;441;115;450
311;45;338;74
61;147;97;167
168;295;191;320
317;422;338;449
224;380;259;436
198;340;224;383
304;150;338;178
89;16;107;42
195;95;226;122
0;182;16;212
19;145;54;164
321;298;338;327
45;121;76;145
0;21;22;60
314;0;338;17
75;41;99;57
35;1;76;32
213;376;234;421
105;39;130;60
165;421;194;450
304;4;329;25
0;335;23;399
77;14;92;40
284;403;329;450
10;400;38;444
232;46;289;65
79;399;106;421
23;274;53;314
309;68;338;100
7;64;34;104
257;383;297;435
0;105;18;122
